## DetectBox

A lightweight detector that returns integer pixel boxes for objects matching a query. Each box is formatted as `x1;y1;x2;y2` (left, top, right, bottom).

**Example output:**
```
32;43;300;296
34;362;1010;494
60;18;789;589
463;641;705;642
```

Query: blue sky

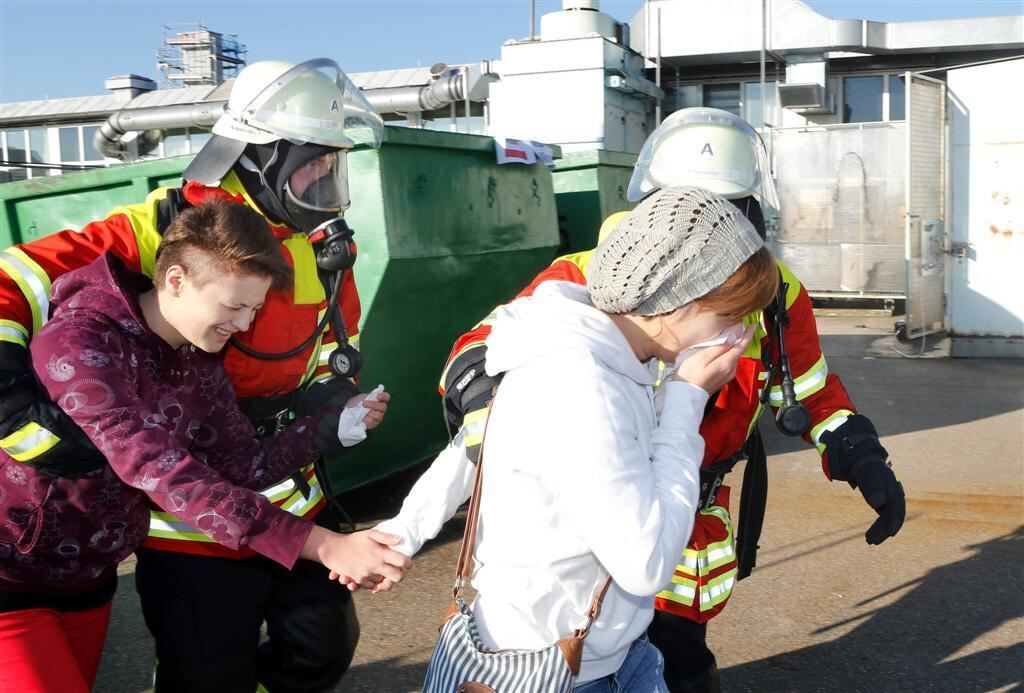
1;0;1021;103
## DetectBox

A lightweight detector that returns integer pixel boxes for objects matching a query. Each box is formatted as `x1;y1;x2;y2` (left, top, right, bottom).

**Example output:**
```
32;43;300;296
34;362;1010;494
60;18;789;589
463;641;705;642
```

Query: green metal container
0;128;560;492
1;157;194;246
551;149;638;254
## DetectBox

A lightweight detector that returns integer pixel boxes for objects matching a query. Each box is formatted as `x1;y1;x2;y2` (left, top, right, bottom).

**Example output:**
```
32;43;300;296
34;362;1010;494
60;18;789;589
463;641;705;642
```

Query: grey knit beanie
587;186;763;315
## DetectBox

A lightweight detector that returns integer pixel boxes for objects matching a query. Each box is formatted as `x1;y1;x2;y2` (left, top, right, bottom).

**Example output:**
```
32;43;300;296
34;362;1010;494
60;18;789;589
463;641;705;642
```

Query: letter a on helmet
627;107;779;209
185;58;383;186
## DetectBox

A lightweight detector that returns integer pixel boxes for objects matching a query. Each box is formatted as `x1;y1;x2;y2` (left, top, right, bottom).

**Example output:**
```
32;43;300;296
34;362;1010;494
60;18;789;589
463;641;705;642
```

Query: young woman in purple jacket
0;201;410;692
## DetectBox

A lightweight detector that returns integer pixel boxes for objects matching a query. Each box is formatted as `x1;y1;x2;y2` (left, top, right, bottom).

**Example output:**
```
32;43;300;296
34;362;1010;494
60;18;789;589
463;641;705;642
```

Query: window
162;130;190;157
843;75;884;123
5;130;27;163
1;128;49;181
82;126;102;161
889;74;906;121
189;131;212;151
28;128;47;164
703;83;741;116
744;81;778;128
59;127;81;162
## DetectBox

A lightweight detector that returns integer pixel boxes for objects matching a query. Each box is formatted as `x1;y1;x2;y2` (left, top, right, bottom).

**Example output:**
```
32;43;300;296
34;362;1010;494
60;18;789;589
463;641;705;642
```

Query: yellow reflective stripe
105;186;177;278
148;512;216;542
0;422;62;462
349;333;360;349
811;409;854;454
281;236;326;306
699;568;738;611
319;342;338;366
0;320;28;347
279;479;324;516
777;260;802;310
148;465;322;541
439;339;485;392
462;407;489;448
0;249;52;335
658;576;698;606
769;354;829;405
560;249;596;279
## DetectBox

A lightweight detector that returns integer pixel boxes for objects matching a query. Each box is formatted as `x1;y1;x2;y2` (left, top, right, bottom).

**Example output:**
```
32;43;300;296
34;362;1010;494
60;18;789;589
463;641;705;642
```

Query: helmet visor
628;107;779;210
285;150;350;213
243;58;384;150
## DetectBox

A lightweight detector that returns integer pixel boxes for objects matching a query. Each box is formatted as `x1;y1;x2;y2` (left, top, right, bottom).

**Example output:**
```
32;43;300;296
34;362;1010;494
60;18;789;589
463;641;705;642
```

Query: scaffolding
157;23;246;89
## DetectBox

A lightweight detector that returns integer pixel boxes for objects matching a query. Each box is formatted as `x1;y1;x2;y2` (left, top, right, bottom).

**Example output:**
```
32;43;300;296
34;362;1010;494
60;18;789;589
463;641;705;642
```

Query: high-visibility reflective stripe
261;465;315;503
658;575;698;606
768;354;828;405
439;339;485;392
698;568;738;611
148;464;322;541
0;320;28;347
318;342;338;366
281;236;326;305
811;409;854;454
0;421;61;462
279;479;324;516
462;407;489;448
0;249;51;334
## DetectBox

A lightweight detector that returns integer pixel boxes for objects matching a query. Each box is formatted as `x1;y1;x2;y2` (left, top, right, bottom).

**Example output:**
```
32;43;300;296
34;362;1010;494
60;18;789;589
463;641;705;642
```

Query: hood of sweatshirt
485;281;656;387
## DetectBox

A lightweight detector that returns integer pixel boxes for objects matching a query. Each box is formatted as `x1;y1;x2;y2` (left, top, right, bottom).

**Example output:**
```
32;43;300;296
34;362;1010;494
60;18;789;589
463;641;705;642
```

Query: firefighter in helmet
439;108;905;693
0;58;389;691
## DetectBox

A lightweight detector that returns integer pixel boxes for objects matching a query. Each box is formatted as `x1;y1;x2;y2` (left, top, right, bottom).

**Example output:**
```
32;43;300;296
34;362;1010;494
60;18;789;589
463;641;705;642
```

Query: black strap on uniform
155;187;192;236
735;427;768;580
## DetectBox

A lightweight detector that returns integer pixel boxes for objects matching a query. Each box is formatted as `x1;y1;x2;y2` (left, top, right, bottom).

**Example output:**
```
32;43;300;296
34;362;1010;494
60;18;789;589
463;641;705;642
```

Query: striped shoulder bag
422;392;612;693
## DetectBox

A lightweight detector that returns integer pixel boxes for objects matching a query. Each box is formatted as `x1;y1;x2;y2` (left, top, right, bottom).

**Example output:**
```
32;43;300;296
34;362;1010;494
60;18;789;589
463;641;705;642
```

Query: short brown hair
693;247;779;321
154;201;293;292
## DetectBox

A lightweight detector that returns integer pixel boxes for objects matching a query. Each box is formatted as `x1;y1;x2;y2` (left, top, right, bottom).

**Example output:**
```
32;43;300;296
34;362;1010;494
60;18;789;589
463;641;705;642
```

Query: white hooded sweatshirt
460;280;708;682
379;281;706;682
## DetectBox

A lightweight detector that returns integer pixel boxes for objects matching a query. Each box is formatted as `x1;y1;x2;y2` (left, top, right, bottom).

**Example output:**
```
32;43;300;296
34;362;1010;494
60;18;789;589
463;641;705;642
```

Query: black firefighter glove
292;377;362;459
442;345;501;464
821;414;906;545
0;342;106;477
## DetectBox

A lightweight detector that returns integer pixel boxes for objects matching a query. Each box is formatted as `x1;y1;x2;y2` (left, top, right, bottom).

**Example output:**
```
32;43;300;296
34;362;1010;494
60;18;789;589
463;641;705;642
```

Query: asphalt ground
95;316;1024;692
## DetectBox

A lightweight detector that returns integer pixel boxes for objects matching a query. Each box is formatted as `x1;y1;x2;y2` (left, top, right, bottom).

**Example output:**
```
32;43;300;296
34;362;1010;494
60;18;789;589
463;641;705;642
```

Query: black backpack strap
155;187;192;236
735;427;768;580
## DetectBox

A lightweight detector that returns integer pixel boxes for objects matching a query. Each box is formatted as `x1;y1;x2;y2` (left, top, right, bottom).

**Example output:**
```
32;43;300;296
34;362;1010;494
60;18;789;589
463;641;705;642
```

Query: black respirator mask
234;141;356;272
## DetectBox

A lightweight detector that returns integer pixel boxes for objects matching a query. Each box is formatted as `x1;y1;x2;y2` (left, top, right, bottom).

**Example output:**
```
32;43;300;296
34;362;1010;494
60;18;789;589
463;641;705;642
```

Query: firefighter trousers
648;610;722;693
134;508;359;693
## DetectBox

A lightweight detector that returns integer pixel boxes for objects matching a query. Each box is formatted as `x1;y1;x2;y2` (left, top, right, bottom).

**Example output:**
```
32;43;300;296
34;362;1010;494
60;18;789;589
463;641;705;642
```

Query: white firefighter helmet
185;58;383;186
627;108;779;209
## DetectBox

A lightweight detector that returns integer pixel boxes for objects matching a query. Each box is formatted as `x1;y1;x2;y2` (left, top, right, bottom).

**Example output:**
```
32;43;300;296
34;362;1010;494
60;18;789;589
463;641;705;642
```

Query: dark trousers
648;610;722;693
134;510;358;693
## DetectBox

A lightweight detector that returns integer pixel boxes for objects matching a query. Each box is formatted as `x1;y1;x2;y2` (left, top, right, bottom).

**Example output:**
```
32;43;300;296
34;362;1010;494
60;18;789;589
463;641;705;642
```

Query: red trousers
0;601;112;693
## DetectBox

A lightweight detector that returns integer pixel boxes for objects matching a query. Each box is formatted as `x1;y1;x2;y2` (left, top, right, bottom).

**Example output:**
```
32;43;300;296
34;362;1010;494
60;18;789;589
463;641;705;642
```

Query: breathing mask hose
229;271;342;360
772;283;811;437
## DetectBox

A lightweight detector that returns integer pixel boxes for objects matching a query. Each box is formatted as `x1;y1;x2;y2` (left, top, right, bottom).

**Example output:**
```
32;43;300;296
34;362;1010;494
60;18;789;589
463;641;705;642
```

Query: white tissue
670;323;745;374
337;384;385;447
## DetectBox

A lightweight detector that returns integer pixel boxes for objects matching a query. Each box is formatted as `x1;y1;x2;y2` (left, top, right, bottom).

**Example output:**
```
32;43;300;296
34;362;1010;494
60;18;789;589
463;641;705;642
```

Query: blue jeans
575;636;669;693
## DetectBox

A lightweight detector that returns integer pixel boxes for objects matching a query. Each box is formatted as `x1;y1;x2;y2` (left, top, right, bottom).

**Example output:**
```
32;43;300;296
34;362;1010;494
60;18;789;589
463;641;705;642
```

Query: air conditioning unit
778;82;834;114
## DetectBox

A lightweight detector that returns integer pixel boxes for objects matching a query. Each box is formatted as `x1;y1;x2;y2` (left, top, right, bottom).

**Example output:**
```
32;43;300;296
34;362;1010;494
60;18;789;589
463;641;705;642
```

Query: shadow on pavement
722;526;1024;692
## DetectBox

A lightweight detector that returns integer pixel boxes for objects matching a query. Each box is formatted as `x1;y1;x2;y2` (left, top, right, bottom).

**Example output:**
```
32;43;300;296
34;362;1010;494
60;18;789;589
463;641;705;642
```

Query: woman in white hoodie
381;186;779;691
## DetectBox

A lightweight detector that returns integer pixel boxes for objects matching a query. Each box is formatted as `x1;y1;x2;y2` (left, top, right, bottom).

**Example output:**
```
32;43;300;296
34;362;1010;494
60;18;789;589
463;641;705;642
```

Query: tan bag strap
448;386;613;676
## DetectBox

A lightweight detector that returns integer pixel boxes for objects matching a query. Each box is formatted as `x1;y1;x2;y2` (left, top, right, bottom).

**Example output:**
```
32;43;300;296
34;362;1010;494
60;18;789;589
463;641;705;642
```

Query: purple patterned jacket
0;254;324;595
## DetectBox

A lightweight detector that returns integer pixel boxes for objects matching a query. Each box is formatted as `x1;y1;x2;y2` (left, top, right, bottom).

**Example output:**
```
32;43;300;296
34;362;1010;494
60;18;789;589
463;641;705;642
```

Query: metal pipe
95;101;226;160
761;0;767;128
463;66;471;133
530;0;536;41
655;7;662;125
363;72;467;116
